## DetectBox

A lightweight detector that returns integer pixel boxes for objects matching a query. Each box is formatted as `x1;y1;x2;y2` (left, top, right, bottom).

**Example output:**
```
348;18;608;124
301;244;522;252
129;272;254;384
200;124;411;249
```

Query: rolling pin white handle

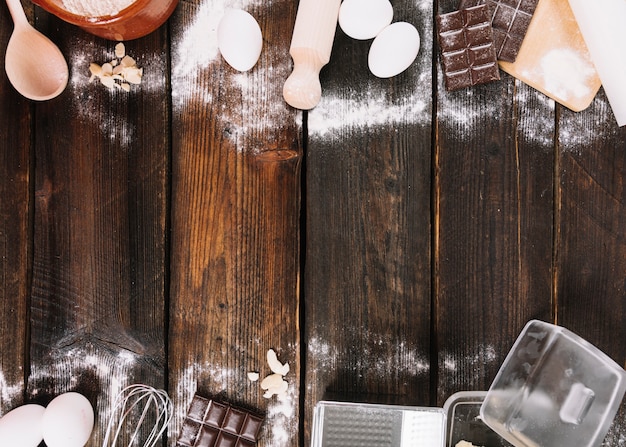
283;0;342;110
568;0;626;126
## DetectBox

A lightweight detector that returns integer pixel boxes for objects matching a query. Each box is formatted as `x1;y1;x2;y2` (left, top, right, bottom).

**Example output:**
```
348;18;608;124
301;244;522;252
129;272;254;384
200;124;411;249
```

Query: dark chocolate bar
436;5;501;91
176;395;264;447
459;0;538;62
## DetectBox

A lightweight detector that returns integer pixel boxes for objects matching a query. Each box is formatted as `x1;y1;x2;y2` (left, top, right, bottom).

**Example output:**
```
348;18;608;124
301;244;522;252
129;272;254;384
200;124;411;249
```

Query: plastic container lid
480;320;626;447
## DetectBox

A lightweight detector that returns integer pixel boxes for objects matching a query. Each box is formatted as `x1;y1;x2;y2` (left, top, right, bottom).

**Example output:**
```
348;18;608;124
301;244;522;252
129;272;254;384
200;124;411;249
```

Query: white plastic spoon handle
5;0;29;27
283;0;342;110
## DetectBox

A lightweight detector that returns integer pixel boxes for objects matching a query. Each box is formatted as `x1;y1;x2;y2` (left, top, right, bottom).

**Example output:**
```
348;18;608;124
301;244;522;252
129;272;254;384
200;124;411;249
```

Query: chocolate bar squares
436;5;500;91
459;0;539;62
176;395;264;447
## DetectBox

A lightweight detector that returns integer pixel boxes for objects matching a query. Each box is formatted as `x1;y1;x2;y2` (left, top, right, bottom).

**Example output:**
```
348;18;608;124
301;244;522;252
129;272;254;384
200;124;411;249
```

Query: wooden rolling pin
283;0;342;110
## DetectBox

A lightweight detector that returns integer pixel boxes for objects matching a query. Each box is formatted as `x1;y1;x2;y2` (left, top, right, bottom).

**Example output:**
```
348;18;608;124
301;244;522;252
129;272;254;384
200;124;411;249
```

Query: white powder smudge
441;344;498;385
516;86;556;148
0;369;23;412
68;39;167;148
173;358;298;447
539;48;595;102
559;94;619;152
308;2;433;137
309;88;429;138
171;0;296;153
61;0;136;17
263;385;297;447
171;0;273;94
437;87;502;137
28;346;139;430
307;333;430;380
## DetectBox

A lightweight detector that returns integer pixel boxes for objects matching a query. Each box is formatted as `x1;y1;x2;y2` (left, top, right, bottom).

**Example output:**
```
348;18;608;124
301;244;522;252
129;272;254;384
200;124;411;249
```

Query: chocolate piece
459;0;538;62
176;395;264;447
436;5;501;91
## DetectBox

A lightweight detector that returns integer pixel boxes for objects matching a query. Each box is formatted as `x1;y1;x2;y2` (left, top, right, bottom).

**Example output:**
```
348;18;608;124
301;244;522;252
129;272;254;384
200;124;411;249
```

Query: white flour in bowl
61;0;136;17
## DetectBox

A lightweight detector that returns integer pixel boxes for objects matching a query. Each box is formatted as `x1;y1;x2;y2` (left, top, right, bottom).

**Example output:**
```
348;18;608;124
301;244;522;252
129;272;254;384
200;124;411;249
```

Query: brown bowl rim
34;0;153;26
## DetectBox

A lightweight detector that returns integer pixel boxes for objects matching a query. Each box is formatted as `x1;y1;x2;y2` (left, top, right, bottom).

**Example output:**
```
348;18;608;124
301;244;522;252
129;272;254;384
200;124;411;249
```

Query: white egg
368;22;420;78
339;0;393;40
42;392;94;447
217;9;263;72
0;404;45;447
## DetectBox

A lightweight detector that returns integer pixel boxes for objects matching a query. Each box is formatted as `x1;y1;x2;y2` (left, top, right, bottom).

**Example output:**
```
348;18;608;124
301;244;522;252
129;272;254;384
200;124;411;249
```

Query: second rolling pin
283;0;342;110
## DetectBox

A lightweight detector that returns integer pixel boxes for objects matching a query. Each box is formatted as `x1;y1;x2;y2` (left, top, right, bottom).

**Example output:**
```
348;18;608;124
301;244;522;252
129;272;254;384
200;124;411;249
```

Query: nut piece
247;371;260;382
89;42;143;91
115;42;125;59
260;373;289;398
267;349;290;376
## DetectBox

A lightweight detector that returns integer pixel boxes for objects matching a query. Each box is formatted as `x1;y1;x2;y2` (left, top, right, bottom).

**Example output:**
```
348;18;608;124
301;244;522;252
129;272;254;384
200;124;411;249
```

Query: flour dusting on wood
173;354;298;447
26;345;142;445
441;344;498;388
309;1;433;137
0;369;23;412
68;39;166;148
307;332;430;379
171;0;297;153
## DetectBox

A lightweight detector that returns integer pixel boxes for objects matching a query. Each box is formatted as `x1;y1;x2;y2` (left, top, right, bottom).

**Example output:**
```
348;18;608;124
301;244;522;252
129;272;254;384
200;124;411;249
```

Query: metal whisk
102;384;173;447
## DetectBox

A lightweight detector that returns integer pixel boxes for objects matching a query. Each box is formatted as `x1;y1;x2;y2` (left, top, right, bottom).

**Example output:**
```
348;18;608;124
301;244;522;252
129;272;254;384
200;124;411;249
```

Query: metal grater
313;401;445;447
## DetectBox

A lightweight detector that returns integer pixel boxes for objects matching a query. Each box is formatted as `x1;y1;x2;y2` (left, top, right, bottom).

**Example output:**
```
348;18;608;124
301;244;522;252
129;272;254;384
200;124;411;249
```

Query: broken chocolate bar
176;395;264;447
436;5;501;91
459;0;538;62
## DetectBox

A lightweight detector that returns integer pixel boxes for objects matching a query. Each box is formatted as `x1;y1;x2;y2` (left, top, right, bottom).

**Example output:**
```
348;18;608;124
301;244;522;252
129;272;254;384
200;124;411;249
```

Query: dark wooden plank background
0;0;624;446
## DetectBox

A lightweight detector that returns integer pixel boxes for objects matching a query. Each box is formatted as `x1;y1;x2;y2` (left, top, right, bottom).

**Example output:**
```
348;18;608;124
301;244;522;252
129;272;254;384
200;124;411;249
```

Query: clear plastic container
309;321;625;447
31;0;179;40
480;320;626;447
443;391;513;447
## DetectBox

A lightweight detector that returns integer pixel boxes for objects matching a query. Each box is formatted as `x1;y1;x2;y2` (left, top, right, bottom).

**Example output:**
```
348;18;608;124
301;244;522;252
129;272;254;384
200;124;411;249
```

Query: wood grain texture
0;1;624;446
168;1;301;446
26;15;169;445
556;89;626;443
435;0;555;404
0;0;31;414
303;0;433;443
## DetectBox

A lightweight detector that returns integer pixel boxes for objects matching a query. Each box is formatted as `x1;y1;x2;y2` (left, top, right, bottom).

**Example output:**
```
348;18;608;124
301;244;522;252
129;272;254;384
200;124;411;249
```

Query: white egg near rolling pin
369;22;420;78
42;392;95;447
0;403;45;447
338;0;393;40
217;9;263;72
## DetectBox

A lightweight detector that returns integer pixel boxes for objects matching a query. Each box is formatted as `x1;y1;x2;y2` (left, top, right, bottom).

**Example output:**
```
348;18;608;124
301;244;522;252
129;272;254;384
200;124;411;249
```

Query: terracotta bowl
32;0;179;41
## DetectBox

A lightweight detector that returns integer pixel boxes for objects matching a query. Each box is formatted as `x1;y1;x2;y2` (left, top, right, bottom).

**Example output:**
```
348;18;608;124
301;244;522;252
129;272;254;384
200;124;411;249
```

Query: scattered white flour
441;345;498;389
308;87;429;138
539;48;596;102
0;368;23;412
62;0;136;17
171;0;297;153
263;385;297;447
173;353;298;447
558;94;618;152
68;37;165;147
26;345;140;444
308;2;433;137
307;331;430;382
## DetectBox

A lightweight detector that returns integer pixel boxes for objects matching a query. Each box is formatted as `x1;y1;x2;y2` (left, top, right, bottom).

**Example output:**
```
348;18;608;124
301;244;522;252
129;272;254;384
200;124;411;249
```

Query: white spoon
4;0;68;100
